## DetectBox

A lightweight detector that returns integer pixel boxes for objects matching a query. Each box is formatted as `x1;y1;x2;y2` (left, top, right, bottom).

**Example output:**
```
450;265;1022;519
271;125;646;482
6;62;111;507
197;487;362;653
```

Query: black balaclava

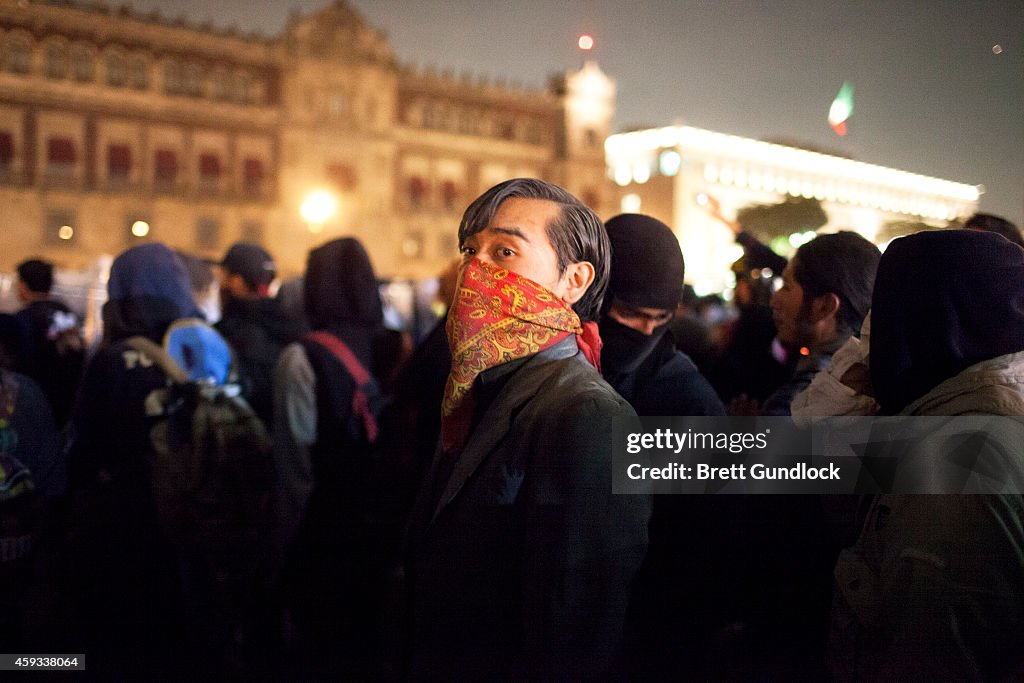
600;214;685;377
870;229;1024;414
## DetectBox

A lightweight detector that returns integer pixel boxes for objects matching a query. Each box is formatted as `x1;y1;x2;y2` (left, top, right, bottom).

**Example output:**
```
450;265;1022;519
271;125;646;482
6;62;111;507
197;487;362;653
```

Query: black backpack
126;320;273;567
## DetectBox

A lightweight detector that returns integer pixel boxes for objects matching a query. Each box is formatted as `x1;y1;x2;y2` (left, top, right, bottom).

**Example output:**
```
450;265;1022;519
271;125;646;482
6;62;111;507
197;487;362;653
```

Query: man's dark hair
964;213;1024;249
793;231;881;337
17;259;54;294
457;178;610;323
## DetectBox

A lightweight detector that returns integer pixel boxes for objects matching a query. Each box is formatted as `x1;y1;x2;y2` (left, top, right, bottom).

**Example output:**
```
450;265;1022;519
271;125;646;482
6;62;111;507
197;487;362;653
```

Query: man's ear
811;292;841;322
559;261;595;305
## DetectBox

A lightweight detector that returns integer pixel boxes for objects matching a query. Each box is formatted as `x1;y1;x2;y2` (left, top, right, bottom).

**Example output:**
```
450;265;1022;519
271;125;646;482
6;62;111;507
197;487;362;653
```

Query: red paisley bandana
441;257;602;453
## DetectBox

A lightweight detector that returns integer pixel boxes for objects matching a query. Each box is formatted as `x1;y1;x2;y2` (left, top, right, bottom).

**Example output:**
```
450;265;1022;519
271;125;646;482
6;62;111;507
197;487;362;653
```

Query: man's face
771;260;811;347
460;197;570;299
607;299;673;336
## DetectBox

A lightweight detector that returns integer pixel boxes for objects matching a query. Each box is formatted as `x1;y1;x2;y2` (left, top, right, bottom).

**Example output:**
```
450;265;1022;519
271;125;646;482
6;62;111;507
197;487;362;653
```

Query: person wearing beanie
601;215;730;680
600;213;724;418
760;231;880;416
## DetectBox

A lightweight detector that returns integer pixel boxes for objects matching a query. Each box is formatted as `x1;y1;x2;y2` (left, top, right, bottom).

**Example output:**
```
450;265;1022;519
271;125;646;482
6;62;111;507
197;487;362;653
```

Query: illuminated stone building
0;0;613;278
605;126;981;293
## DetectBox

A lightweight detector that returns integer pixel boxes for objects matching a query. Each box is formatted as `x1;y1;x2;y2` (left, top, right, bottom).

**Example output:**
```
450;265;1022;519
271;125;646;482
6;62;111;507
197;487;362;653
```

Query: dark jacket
216;296;306;426
407;337;651;680
66;243;200;676
14;299;83;425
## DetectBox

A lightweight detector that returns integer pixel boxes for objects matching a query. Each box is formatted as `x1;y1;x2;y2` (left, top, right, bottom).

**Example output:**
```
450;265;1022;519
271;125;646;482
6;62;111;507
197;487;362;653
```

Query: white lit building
606;125;981;294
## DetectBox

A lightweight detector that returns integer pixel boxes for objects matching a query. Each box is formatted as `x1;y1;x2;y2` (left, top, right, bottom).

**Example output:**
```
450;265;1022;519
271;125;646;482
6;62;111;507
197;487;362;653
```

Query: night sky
125;0;1024;227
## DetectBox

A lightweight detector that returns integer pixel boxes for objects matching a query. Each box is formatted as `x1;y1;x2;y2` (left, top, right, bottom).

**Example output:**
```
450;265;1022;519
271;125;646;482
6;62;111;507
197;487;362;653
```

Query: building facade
605;125;981;293
0;0;613;278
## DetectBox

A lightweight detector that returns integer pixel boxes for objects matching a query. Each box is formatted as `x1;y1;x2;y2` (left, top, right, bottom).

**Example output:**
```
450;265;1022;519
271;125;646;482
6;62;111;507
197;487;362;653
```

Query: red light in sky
578;34;594;51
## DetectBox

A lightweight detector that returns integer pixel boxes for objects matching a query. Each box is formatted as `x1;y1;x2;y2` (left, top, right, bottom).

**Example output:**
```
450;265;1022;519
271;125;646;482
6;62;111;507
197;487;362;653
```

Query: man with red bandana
406;178;651;679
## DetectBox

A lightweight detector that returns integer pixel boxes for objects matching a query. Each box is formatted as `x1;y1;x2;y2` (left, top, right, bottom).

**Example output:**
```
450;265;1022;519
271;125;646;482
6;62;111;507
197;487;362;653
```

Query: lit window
614;165;632;187
632;161;651;184
621;194;642;213
659;150;681;177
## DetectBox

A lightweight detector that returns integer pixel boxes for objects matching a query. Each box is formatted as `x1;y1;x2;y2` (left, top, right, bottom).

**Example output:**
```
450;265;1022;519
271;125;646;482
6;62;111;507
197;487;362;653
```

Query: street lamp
300;189;337;233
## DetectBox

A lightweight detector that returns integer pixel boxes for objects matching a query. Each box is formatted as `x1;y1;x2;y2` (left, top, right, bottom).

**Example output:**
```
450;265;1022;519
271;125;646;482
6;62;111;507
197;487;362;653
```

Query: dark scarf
600;315;669;380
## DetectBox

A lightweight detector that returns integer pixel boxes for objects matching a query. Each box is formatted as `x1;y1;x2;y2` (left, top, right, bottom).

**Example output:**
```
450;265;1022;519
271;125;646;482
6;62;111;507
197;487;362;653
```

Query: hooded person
67;242;203;676
831;229;1024;680
270;237;385;676
600;213;724;417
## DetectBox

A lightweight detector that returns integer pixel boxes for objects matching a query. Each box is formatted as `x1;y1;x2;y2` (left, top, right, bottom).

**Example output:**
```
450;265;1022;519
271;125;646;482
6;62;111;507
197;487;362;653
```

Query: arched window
163;59;182;94
70;43;94;82
211;69;230;100
183;63;203;97
233;71;250;103
44;41;68;79
5;34;32;74
106;51;126;87
128;55;148;89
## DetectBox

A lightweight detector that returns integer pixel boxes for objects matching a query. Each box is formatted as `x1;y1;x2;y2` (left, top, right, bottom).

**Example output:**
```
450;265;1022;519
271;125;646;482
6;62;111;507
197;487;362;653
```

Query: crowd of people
1;177;1023;680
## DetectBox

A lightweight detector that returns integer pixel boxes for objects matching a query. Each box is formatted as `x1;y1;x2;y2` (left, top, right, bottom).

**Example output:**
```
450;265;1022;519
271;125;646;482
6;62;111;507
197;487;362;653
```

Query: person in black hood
271;237;385;677
602;215;735;681
68;242;203;676
600;213;724;417
215;242;306;426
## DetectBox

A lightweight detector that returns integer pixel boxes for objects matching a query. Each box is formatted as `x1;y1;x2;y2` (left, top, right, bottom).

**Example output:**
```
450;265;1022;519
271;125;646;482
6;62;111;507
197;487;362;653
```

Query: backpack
126;319;274;562
303;330;385;444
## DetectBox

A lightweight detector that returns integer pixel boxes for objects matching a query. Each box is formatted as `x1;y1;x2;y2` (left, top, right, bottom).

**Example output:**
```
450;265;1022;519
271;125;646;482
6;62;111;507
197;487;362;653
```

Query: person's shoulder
539;355;635;417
